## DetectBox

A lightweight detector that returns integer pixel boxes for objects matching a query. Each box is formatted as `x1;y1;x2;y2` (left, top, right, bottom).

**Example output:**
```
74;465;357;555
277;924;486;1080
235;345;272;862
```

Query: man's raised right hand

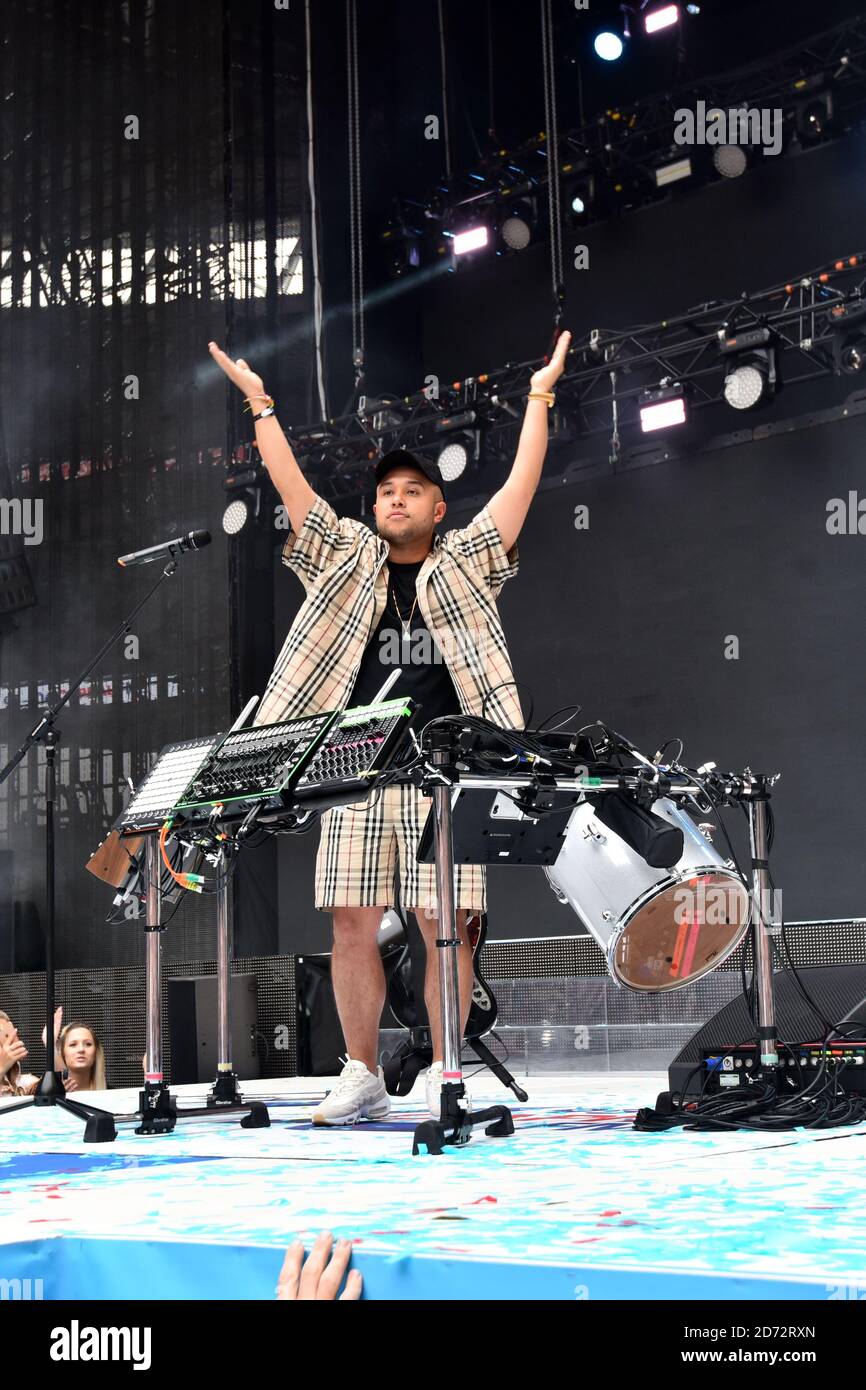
208;342;269;405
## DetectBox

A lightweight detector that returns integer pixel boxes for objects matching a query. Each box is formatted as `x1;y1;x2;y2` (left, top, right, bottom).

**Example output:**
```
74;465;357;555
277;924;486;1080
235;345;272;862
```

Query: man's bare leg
415;909;475;1064
330;906;387;1075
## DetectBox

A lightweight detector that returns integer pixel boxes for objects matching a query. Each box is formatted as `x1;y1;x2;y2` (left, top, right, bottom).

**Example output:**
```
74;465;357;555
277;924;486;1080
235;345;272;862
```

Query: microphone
117;531;212;568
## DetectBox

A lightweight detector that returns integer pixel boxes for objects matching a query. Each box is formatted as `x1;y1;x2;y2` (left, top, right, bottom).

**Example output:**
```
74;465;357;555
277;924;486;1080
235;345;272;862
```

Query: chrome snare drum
545;797;751;991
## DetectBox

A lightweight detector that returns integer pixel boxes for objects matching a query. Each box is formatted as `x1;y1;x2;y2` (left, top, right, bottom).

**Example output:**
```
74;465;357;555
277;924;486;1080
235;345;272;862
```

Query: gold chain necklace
389;585;418;639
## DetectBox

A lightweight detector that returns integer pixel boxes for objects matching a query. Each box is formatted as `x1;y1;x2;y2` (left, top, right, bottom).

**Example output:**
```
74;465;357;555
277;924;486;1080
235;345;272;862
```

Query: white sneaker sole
312;1095;391;1127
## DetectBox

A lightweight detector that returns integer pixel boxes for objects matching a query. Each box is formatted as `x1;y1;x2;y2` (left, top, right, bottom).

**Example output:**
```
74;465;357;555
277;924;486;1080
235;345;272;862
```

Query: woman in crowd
57;1021;107;1092
0;1009;39;1097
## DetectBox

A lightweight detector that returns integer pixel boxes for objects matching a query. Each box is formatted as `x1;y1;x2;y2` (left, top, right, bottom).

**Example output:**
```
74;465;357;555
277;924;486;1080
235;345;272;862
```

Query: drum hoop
607;867;752;991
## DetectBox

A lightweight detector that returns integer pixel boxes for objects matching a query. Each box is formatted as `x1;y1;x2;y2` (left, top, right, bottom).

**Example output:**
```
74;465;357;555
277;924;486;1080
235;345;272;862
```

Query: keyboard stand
135;833;269;1134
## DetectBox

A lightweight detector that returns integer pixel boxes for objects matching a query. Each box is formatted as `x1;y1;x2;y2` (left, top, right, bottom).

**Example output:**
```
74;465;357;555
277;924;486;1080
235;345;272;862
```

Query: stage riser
1;921;863;1087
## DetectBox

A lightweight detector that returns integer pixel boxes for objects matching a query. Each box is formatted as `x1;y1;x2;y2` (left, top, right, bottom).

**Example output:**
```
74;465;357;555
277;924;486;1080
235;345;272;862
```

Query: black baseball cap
374;449;446;497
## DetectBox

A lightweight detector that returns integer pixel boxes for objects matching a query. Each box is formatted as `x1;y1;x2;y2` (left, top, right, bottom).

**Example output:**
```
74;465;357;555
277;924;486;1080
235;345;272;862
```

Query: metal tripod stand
412;727;515;1155
135;833;269;1134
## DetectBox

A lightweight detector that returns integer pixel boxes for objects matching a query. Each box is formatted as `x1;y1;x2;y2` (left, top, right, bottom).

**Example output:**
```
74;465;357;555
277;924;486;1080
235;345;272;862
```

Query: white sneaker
312;1057;391;1127
424;1061;471;1119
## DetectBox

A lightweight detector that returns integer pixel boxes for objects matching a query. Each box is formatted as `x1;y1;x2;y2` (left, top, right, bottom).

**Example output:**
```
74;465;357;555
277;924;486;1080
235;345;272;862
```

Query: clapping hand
40;1004;63;1050
0;1027;28;1079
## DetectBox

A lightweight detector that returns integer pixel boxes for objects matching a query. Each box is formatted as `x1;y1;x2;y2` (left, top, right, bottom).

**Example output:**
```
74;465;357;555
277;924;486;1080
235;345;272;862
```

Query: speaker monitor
167;973;260;1084
669;964;866;1096
295;952;407;1076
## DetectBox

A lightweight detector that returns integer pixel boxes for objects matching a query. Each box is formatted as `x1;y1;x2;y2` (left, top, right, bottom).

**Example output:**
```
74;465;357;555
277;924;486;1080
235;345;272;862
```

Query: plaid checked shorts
315;782;486;915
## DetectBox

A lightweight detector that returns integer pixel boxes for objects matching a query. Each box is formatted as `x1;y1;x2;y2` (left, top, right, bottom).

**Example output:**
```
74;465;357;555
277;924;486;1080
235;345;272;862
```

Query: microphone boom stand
0;557;184;1142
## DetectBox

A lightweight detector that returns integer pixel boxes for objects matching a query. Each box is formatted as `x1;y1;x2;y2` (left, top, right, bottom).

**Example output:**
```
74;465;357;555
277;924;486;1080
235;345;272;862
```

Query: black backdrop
272;124;866;953
274;414;866;953
3;1;866;969
0;0;309;970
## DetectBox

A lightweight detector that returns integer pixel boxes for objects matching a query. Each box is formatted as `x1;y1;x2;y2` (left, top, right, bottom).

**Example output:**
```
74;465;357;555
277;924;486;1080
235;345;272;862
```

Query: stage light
792;77;833;144
564;170;594;223
381;225;422;278
645;5;680;35
840;340;866;373
655;157;692;187
829;300;866;374
594;31;624;62
720;327;777;410
497;198;536;253
437;439;469;481
723;363;766;410
638;383;688;432
712;144;748;179
452;226;490;256
499;215;532;252
801;97;831;139
222;498;250;535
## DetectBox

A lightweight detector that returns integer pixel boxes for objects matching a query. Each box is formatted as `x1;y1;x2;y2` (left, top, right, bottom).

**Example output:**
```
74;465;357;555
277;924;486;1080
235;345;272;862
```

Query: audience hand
276;1234;362;1301
40;1005;63;1051
0;1028;27;1077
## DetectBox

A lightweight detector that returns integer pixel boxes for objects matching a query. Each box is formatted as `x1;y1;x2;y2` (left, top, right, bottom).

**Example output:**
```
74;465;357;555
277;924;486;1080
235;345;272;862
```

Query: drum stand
207;838;268;1118
412;727;515;1155
136;834;269;1134
745;774;779;1074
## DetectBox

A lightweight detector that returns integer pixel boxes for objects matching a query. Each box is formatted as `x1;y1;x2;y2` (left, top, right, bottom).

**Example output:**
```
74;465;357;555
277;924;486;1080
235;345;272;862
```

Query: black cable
532;703;583;734
481;680;535;728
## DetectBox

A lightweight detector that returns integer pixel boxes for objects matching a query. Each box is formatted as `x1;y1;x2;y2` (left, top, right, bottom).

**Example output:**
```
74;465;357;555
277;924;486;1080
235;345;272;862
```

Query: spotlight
840;340;866;374
437;439;469;481
791;74;833;145
712;144;748;179
497;198;536;253
800;97;832;140
452;226;490;256
594;31;624;62
434;413;479;480
720;327;777;410
723;363;766;410
638;382;688;433
829;300;866;374
222;498;250;535
655;156;692;188
381;223;422;278
644;4;680;34
500;216;531;251
565;172;594;222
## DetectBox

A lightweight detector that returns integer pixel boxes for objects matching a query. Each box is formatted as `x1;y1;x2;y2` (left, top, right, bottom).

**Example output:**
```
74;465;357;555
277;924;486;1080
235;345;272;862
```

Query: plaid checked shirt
253;495;523;731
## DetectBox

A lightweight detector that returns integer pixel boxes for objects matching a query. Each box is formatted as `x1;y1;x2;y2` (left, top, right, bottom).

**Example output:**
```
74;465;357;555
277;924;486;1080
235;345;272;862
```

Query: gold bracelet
528;390;555;407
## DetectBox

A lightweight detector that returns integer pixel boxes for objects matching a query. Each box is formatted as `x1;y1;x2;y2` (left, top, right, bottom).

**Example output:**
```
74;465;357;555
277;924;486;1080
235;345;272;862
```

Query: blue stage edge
2;1076;865;1301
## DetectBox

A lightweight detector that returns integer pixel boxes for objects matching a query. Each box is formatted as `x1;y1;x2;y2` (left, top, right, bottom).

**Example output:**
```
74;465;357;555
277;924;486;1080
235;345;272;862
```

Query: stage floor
2;1072;865;1300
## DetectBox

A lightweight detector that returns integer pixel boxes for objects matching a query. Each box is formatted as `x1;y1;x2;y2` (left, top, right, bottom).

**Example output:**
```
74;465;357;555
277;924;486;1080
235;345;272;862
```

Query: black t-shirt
347;559;461;724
